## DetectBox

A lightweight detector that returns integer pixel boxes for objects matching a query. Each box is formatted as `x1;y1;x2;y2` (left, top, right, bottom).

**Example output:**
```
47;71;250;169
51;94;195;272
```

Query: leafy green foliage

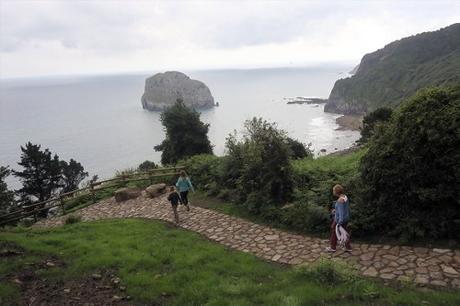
12;142;88;214
325;23;460;114
155;100;212;165
281;202;330;233
0;166;15;215
60;159;88;193
286;137;313;160
181;154;223;195
138;160;158;172
359;107;393;144
225;118;294;211
357;86;460;240
13;142;63;203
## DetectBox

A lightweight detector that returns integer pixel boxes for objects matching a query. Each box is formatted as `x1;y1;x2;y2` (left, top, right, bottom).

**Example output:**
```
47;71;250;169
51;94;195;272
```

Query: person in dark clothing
167;186;181;223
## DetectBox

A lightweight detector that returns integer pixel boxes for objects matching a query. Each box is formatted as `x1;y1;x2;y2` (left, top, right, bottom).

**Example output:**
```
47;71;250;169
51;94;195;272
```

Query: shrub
281;202;330;233
65;214;82;225
138;160;158;172
358;107;393;144
357;86;460;240
226;118;295;211
286;137;313;160
181;154;222;193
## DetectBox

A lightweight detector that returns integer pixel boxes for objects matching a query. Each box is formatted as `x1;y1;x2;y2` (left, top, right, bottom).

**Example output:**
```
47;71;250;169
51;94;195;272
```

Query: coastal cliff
324;23;460;115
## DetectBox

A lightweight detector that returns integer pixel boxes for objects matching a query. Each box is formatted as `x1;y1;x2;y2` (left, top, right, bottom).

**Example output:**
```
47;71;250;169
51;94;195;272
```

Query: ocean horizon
0;66;360;189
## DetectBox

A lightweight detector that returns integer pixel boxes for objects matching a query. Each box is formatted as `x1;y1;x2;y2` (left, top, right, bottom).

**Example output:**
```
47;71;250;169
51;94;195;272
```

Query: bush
65;214;82;225
357;86;460;240
358;107;393;144
226;118;295;211
138;160;158;172
286;137;313;160
281;202;330;233
181;154;222;193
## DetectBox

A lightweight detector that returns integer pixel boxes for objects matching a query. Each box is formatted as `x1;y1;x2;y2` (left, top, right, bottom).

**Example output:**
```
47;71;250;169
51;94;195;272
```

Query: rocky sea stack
141;71;215;111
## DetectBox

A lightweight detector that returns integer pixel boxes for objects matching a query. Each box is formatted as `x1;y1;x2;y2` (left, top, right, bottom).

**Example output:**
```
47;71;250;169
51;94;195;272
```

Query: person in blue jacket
176;170;194;211
325;184;352;253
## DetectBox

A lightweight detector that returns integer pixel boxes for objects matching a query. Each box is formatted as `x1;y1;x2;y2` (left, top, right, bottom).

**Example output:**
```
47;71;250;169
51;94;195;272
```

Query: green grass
1;219;458;305
291;148;366;176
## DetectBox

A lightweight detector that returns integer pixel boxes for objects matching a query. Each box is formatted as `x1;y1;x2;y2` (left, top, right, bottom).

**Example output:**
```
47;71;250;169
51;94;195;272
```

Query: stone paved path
34;194;460;289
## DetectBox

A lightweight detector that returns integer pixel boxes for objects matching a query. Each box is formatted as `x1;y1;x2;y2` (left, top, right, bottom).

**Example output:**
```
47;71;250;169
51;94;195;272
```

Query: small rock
112;295;122;301
63;288;71;293
265;235;279;241
380;273;396;280
46;261;56;267
272;254;281;261
119;286;126;291
92;273;102;280
433;248;450;254
13;278;22;285
112;277;121;284
362;267;378;277
441;265;458;275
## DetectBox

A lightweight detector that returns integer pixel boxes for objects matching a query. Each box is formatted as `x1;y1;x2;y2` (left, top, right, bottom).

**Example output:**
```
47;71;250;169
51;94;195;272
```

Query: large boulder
145;183;167;198
141;71;215;111
114;187;141;202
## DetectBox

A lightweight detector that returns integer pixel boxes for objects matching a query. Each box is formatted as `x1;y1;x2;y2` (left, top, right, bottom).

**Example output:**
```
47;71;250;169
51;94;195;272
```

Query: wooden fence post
59;195;66;215
90;183;96;203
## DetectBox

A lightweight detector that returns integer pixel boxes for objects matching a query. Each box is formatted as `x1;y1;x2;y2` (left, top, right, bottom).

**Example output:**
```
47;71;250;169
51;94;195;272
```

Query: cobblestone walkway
34;194;460;289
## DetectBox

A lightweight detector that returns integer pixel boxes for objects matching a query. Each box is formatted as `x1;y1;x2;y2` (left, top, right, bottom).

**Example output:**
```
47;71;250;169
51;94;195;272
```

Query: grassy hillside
1;219;459;305
324;23;460;114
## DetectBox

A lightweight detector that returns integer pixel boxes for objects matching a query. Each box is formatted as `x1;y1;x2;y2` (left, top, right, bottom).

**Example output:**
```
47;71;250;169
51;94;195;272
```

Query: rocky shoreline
335;114;363;131
285;97;328;105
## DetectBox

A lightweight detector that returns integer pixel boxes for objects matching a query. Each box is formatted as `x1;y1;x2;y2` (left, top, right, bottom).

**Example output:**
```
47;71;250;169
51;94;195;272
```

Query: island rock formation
141;71;215;111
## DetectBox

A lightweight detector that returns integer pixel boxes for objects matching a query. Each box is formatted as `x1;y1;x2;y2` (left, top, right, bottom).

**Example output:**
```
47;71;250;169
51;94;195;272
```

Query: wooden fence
0;166;185;226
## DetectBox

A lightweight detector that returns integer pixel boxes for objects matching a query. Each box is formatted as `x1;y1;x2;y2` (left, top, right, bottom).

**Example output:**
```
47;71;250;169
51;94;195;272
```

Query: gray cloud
1;0;459;78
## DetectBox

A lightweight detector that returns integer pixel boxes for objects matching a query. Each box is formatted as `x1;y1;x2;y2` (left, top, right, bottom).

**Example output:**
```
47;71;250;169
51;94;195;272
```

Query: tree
0;166;15;215
225;118;294;214
138;160;158;172
13;142;89;203
155;100;213;164
358;107;393;144
60;159;88;193
14;142;62;203
357;86;460;240
286;137;313;159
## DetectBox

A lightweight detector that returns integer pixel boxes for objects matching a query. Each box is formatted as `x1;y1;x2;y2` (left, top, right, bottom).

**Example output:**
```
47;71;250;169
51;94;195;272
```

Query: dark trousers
180;190;189;205
330;220;351;250
171;204;179;223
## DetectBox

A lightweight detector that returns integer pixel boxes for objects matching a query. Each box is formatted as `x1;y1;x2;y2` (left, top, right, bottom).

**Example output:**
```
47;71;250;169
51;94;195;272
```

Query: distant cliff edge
324;23;460;115
141;71;215;111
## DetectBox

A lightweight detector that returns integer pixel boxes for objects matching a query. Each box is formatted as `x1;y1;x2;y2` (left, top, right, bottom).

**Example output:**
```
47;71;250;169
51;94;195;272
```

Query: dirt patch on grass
3;247;135;306
0;241;25;257
19;270;134;306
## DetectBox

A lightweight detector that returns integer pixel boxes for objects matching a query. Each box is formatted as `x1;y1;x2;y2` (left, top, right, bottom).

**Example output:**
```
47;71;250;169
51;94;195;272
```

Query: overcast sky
0;0;459;78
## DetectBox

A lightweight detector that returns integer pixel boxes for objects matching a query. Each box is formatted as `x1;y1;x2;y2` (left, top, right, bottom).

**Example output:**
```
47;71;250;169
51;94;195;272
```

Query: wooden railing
0;166;185;226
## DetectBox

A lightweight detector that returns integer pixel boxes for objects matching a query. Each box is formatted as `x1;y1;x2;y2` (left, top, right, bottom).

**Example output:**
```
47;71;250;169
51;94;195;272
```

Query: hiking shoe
345;248;353;253
186;205;190;211
325;247;336;253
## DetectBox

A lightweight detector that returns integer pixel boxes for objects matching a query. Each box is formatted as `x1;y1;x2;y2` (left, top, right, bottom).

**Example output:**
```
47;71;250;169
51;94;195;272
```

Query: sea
0;67;360;189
